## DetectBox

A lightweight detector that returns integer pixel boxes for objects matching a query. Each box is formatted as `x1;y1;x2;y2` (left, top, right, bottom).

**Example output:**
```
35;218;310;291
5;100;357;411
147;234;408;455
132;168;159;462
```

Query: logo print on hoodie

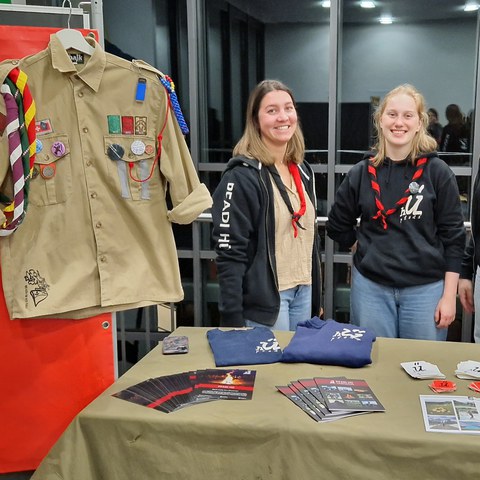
399;184;424;222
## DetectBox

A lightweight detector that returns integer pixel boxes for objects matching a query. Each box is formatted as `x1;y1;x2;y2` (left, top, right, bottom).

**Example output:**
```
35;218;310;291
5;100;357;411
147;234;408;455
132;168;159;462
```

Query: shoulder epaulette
132;59;189;135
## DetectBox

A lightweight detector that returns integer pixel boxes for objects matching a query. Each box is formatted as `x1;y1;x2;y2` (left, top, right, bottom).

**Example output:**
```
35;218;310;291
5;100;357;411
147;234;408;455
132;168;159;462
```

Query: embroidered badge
35;119;53;135
121;116;134;135
107;115;121;134
135;116;147;135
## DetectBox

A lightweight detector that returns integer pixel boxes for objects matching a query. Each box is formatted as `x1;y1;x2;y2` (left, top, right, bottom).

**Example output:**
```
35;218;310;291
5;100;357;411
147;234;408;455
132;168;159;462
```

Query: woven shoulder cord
159;74;189;135
0;67;36;236
367;157;427;230
267;163;307;238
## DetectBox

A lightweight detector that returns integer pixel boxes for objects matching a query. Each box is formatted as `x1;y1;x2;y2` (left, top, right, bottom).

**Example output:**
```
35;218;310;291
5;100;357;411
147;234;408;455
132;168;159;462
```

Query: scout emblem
40;163;56;179
131;139;146;156
51;141;66;157
145;144;154;155
408;182;420;195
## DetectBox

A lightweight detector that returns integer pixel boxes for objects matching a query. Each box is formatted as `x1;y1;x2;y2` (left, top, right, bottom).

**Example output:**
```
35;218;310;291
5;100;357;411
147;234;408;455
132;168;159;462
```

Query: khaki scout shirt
0;35;212;319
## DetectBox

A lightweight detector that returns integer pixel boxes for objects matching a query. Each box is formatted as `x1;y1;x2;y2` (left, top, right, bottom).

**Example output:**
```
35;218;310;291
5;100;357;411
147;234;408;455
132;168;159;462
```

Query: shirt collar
49;34;106;92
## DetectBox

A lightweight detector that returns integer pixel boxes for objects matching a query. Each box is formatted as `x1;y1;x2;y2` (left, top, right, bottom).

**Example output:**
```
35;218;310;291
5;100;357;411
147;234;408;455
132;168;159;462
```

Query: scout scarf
368;156;427;230
268;163;307;238
0;67;36;236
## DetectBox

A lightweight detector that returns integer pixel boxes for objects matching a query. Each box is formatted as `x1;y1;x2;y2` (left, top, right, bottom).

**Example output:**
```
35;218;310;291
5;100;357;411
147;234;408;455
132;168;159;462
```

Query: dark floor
0;471;35;479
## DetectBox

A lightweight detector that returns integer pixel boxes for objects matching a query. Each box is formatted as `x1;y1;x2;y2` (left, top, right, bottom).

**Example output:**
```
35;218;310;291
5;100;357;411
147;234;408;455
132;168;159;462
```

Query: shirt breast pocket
104;135;158;201
29;134;72;206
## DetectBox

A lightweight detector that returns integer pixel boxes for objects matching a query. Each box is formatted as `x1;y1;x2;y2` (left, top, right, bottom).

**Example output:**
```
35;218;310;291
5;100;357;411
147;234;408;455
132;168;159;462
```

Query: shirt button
12;60;18;65
78;92;84;97
90;192;97;199
86;160;92;166
96;222;102;228
100;255;107;263
83;127;88;133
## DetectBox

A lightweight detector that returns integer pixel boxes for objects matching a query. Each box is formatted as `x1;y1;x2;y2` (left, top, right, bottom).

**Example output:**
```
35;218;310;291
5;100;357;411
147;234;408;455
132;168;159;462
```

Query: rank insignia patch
35;119;53;135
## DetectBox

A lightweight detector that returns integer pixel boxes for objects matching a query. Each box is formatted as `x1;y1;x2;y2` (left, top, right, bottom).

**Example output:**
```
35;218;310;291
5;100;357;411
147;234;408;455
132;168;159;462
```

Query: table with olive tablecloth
32;326;480;480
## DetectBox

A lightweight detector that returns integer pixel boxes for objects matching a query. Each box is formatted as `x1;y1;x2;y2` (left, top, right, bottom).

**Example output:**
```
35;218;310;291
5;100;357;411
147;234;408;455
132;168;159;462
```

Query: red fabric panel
0;25;114;474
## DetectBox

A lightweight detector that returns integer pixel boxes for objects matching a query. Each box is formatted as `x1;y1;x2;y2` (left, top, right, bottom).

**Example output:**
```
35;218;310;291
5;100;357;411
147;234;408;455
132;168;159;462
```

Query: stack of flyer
276;376;385;422
113;368;256;413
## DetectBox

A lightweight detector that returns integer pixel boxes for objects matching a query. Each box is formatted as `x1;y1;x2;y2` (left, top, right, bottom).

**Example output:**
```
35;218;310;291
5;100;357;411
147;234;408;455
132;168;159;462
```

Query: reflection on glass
205;0;330;164
339;0;477;166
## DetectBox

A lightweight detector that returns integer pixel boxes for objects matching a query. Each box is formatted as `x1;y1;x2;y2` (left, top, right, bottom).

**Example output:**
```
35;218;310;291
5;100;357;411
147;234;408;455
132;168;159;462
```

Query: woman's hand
458;278;474;314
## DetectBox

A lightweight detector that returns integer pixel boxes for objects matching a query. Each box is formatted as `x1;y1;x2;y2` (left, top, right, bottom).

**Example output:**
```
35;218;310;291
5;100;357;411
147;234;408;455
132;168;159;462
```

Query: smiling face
257;90;297;151
380;93;421;160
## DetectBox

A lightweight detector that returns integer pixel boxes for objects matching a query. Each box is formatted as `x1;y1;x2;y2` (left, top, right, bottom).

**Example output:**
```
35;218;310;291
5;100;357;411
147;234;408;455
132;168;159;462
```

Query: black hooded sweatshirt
212;156;322;327
326;152;465;287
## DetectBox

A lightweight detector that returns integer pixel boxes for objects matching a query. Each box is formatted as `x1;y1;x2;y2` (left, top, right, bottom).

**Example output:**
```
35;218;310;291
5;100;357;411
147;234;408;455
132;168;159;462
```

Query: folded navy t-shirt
207;327;283;367
281;317;376;368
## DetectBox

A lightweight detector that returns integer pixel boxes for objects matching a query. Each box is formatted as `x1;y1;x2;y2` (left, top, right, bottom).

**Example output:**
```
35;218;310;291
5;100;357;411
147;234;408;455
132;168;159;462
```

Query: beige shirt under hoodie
270;170;314;291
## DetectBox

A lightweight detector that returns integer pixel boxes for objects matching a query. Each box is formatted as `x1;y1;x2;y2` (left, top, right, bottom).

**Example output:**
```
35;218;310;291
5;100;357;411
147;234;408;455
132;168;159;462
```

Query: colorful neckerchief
0;67;36;236
368;156;427;230
268;162;307;238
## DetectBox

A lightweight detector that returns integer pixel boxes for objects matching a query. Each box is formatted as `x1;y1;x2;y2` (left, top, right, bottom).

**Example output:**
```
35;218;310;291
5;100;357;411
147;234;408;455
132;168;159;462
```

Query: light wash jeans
246;284;312;331
350;267;447;341
474;267;480;343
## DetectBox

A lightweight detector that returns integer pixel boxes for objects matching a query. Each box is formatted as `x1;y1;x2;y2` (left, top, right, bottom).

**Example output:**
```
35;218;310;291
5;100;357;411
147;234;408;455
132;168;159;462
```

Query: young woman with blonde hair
327;84;465;340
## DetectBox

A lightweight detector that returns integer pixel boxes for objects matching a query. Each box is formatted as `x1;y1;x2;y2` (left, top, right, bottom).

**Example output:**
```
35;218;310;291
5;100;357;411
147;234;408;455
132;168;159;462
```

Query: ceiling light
321;1;331;7
379;15;393;24
464;2;479;12
360;1;376;8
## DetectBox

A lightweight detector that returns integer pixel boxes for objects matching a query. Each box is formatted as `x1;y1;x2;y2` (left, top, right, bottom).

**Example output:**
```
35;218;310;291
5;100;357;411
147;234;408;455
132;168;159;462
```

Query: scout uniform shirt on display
0;34;212;319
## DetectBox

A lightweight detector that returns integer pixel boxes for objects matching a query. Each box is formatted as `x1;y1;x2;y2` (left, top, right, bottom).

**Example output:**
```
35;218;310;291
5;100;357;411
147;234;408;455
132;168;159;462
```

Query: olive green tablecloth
32;327;480;480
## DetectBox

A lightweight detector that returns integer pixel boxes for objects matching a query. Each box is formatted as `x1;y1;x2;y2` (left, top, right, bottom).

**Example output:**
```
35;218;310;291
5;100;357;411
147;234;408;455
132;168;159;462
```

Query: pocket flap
104;135;156;163
35;134;70;165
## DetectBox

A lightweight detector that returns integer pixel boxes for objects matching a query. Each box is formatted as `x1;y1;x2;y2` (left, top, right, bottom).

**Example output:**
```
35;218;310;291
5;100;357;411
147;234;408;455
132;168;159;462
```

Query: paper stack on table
455;360;480;379
401;361;446;379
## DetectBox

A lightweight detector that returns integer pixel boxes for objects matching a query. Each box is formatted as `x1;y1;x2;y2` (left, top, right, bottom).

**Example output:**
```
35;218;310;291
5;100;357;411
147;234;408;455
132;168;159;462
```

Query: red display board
0;25;114;474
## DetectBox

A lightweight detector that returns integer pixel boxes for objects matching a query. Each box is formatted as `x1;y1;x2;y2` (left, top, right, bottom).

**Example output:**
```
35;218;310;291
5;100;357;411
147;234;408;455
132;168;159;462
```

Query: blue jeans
474;267;480;343
246;284;312;331
350;267;447;341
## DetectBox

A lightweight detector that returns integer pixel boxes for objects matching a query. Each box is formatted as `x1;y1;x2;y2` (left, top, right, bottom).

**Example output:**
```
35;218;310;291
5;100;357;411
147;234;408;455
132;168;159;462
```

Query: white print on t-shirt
255;337;281;353
399;184;424;222
330;327;366;342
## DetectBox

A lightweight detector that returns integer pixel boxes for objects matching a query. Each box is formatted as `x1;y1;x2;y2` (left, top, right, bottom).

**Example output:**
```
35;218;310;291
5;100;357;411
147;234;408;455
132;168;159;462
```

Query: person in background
440;103;470;164
212;79;322;330
326;84;465;340
427;107;443;146
458;172;480;343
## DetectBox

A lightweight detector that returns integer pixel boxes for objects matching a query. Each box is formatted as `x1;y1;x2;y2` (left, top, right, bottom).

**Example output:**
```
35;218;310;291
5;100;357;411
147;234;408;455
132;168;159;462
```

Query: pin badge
40;163;56;179
51;141;66;157
31;165;40;179
408;182;420;194
36;139;43;154
107;144;125;161
130;140;146;156
144;144;154;155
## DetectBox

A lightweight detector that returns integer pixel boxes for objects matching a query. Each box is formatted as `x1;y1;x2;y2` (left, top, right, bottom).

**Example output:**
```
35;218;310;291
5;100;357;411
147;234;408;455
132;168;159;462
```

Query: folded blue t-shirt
281;317;376;368
207;327;283;367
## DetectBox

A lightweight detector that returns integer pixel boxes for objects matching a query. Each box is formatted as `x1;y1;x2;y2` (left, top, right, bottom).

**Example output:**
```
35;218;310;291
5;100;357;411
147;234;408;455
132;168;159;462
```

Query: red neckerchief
368;157;427;230
268;163;307;238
